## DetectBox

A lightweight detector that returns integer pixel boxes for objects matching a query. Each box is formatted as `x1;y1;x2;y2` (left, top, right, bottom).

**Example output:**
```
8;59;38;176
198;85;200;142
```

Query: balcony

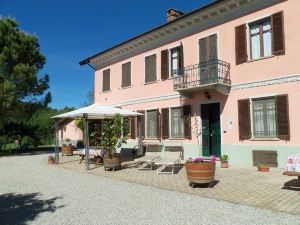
173;59;231;95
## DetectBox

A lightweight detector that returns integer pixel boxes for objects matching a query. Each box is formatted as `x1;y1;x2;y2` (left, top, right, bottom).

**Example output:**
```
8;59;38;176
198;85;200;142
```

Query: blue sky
1;0;212;109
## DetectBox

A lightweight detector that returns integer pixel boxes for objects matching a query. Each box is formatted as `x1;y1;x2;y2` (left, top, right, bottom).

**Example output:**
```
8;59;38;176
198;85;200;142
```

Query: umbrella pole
137;116;142;156
54;122;59;164
83;114;90;170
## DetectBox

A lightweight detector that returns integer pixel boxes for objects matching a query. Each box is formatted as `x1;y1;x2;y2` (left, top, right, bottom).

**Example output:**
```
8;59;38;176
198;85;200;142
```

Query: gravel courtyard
0;154;299;225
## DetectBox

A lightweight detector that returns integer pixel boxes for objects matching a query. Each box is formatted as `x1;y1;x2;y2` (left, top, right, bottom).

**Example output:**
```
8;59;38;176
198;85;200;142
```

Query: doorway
201;103;221;157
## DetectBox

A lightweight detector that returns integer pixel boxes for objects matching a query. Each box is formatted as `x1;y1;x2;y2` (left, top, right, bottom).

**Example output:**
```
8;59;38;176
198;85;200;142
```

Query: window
145;54;157;83
238;95;290;140
170;107;185;138
249;18;272;60
170;47;183;77
102;69;110;92
235;12;285;65
146;109;157;138
122;62;131;88
252;98;276;138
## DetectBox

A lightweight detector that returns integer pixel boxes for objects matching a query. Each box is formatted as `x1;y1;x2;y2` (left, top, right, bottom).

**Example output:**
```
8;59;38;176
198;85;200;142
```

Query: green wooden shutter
235;24;247;65
122;63;126;88
199;37;208;63
130;117;136;139
145;54;156;83
179;44;184;69
161;108;169;139
208;34;218;61
183;105;192;140
137;110;145;138
126;62;131;87
122;62;131;87
156;109;160;140
272;11;285;56
161;50;169;80
276;95;290;139
102;69;110;92
238;99;251;140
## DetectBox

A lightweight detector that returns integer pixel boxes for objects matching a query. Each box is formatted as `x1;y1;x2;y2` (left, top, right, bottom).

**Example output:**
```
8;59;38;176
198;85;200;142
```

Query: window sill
144;137;159;140
169;137;185;140
101;90;111;94
247;55;275;63
250;137;280;141
144;80;160;85
119;85;133;90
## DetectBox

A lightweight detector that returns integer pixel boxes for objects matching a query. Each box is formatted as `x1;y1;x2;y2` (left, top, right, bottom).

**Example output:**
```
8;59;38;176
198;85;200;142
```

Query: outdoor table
282;171;300;180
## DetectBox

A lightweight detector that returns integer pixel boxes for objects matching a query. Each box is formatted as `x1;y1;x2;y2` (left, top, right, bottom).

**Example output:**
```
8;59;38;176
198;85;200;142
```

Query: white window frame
246;15;274;61
249;94;278;139
167;44;183;78
169;106;185;139
145;108;158;139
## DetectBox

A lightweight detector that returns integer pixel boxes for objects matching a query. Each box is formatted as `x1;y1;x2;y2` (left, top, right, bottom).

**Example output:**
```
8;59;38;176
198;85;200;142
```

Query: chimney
166;8;185;22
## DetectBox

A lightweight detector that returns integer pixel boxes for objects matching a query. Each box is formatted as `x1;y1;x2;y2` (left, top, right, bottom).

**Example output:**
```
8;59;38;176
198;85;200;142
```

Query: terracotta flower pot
221;161;229;168
258;165;270;172
48;159;55;164
61;146;74;156
185;162;216;187
104;155;121;171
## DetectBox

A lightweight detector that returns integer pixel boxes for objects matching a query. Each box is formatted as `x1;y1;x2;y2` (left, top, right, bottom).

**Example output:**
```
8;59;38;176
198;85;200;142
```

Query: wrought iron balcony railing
173;59;231;91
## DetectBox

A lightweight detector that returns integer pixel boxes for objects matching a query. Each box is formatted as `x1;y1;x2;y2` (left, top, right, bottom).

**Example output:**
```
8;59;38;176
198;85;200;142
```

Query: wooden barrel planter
185;162;216;188
104;155;121;171
61;146;75;156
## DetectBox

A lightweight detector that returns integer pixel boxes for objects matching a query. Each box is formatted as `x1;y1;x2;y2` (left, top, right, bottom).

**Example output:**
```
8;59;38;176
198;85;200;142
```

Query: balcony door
199;34;218;85
201;103;221;157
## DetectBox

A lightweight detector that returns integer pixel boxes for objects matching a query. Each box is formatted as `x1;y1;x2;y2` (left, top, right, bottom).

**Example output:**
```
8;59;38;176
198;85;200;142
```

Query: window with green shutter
170;107;185;138
146;109;158;138
122;62;131;88
145;54;157;83
102;69;110;92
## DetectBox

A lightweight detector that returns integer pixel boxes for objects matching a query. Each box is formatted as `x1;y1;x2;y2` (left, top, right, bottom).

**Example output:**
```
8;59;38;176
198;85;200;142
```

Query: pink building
80;0;300;168
58;120;83;147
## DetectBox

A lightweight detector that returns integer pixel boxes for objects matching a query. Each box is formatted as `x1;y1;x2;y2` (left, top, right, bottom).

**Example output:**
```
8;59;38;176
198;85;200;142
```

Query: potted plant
258;165;270;172
90;114;129;171
61;138;75;156
48;155;55;164
185;155;217;188
220;155;229;168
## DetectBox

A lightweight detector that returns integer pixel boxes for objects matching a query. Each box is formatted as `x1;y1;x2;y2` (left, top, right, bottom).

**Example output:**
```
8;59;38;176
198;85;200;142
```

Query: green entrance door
201;103;221;157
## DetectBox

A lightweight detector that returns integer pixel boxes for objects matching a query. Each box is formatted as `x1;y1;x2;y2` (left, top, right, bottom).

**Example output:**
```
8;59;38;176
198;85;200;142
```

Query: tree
83;86;94;107
0;18;50;120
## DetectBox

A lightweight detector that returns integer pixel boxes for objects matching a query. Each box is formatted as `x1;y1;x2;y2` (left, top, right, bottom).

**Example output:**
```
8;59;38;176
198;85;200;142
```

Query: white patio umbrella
52;104;143;170
52;103;142;119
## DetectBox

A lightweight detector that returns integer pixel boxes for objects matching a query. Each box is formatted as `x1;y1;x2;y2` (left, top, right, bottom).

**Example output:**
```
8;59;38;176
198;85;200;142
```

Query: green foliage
83;87;94;107
0;18;50;119
0;17;54;150
90;114;129;156
220;155;229;162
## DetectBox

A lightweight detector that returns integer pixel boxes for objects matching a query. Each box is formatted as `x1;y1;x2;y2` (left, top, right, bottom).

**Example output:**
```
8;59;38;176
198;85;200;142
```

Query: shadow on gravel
0;192;64;225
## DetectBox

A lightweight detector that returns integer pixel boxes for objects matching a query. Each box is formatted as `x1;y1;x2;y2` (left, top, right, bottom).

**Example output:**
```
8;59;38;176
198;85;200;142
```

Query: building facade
58;120;83;147
80;0;300;168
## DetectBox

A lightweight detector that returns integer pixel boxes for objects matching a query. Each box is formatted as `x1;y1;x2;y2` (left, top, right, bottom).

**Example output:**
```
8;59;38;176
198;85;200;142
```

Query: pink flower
210;155;217;163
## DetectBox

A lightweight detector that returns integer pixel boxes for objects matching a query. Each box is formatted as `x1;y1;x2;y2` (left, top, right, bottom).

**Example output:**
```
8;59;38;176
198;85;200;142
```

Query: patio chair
135;144;163;170
155;145;183;175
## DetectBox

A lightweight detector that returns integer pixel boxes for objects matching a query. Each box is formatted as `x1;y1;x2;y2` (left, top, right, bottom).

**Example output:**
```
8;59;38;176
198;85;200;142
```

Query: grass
0;145;55;156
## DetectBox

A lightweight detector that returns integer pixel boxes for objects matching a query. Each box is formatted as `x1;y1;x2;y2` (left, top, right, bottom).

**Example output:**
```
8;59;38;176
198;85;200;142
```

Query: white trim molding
232;74;300;90
110;93;180;107
106;75;300;107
